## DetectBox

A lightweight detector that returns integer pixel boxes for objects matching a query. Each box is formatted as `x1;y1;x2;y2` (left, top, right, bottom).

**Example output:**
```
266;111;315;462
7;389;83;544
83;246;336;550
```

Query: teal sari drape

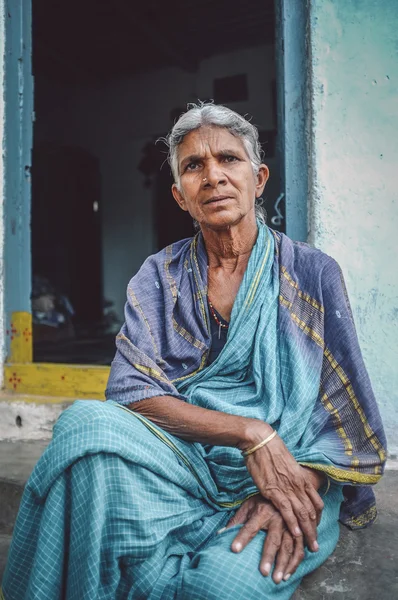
2;399;344;600
2;223;386;599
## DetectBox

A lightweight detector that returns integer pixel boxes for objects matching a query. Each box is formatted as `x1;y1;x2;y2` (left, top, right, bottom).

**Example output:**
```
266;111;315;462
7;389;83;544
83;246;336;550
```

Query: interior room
31;0;283;364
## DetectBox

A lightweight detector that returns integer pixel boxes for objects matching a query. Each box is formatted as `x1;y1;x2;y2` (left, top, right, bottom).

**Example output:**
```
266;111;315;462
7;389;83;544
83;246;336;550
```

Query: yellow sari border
321;392;354;457
279;263;386;473
342;504;377;529
133;363;170;384
245;229;271;309
128;288;164;365
323;349;387;465
299;462;382;485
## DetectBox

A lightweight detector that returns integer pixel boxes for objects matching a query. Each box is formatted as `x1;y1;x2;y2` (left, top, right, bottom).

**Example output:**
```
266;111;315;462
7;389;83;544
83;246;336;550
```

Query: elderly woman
2;103;386;600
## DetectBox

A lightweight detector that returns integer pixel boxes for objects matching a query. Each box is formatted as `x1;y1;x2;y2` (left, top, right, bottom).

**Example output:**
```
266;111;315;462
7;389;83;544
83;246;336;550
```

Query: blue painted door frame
2;0;308;361
4;0;33;354
275;0;309;242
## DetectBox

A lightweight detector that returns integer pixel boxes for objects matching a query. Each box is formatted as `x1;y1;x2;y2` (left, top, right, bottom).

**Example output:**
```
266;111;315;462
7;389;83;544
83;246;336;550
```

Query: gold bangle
241;430;277;457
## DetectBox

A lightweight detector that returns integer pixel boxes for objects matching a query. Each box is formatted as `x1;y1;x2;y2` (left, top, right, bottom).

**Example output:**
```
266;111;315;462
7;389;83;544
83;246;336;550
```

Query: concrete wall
35;44;277;318
308;0;398;454
0;2;5;387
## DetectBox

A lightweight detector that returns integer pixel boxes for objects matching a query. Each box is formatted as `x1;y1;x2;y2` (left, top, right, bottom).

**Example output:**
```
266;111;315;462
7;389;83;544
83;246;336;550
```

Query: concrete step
0;440;48;536
0;440;397;598
0;440;49;583
0;534;12;582
294;472;398;598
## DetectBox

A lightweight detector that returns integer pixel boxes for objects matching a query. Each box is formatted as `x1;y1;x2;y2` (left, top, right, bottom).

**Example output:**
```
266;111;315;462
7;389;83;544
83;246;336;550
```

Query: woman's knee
180;530;293;600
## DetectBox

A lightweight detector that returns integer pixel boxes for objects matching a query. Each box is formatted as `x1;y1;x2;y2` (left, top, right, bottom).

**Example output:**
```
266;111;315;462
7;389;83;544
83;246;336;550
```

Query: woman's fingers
260;481;320;551
305;485;324;525
224;500;251;530
243;436;324;551
289;495;319;552
272;530;294;584
259;516;284;577
231;512;264;553
263;488;302;539
283;533;306;581
225;494;308;582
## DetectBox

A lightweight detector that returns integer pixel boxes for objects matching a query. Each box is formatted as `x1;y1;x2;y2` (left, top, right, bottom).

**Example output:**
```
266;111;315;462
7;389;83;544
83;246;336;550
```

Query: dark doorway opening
31;0;283;365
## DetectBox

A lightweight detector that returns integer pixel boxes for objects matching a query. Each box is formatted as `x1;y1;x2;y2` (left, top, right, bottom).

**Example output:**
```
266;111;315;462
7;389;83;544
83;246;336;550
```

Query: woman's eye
223;155;238;163
186;162;199;171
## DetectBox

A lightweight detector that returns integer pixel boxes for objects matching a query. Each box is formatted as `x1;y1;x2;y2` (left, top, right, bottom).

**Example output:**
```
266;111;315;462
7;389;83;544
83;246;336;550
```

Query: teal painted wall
308;0;398;454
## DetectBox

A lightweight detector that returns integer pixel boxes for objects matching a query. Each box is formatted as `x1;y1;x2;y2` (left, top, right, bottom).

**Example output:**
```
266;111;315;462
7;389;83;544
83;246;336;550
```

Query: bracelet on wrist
241;430;277;457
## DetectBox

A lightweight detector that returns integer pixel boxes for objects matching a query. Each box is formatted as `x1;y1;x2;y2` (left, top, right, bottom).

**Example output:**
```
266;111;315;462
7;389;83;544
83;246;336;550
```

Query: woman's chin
199;210;252;231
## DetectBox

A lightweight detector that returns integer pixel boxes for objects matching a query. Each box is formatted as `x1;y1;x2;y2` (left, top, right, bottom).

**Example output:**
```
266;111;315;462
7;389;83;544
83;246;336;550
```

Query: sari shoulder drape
276;232;387;527
106;226;386;528
106;235;208;405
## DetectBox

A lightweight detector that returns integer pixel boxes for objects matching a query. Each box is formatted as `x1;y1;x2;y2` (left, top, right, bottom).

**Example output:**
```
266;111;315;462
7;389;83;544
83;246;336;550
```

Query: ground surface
0;440;397;598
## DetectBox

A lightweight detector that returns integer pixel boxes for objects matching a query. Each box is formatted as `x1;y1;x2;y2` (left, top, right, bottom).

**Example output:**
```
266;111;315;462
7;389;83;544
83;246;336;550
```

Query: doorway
31;0;283;365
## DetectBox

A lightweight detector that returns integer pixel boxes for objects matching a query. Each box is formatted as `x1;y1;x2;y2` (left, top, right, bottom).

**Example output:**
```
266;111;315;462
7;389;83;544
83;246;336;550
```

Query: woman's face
171;126;269;230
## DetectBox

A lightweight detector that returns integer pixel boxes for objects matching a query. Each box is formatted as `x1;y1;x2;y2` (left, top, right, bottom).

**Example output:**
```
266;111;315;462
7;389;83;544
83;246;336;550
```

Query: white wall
35;44;276;319
308;0;398;455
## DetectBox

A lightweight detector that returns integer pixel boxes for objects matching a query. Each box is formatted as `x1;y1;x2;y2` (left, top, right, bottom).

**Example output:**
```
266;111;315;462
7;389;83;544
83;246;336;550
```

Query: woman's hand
223;495;305;584
241;426;324;552
132;398;324;550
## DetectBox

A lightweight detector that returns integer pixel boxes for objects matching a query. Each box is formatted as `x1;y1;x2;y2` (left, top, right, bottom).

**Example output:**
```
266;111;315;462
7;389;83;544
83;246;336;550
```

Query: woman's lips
204;196;232;205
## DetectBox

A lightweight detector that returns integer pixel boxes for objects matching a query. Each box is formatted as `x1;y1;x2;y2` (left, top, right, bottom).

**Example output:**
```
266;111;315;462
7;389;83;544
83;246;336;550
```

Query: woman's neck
201;217;258;272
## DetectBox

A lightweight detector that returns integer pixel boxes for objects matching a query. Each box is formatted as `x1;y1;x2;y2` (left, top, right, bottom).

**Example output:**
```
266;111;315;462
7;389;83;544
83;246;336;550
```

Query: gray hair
163;101;267;224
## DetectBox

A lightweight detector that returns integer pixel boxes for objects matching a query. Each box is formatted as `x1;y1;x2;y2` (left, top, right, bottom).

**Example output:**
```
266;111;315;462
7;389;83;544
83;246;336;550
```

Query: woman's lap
2;402;343;600
178;485;343;600
2;404;224;599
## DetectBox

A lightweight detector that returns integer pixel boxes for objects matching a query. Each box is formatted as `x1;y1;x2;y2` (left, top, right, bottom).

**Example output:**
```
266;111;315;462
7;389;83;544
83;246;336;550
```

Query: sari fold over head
106;223;387;528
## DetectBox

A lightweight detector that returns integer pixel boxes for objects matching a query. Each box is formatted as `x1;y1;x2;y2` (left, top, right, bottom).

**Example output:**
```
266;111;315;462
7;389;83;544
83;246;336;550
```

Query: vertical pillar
0;0;6;380
3;0;33;361
275;0;309;241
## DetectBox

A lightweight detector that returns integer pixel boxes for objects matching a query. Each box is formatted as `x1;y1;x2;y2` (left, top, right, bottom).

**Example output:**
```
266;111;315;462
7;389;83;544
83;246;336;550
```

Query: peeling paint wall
0;1;5;387
308;1;398;454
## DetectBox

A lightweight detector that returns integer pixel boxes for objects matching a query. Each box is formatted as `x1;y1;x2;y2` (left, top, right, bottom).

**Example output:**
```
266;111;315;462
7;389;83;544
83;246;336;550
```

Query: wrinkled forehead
176;126;249;166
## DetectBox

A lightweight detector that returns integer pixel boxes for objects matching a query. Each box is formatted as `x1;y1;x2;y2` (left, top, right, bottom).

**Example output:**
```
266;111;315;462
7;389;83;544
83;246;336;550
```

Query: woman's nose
202;162;227;187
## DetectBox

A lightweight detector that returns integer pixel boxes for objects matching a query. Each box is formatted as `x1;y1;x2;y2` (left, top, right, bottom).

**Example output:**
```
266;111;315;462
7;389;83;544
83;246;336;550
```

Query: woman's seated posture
2;103;386;600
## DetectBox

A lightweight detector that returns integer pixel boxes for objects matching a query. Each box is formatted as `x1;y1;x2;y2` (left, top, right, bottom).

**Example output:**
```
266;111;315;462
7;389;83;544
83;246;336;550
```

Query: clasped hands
223;430;325;584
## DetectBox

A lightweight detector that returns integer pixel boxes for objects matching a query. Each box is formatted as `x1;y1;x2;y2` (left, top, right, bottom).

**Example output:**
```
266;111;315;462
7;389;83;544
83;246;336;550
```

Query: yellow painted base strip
7;311;32;363
4;363;110;400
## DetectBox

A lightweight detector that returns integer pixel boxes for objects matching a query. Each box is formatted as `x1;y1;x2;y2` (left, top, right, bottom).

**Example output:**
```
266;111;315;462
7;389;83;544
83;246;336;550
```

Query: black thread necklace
208;298;229;339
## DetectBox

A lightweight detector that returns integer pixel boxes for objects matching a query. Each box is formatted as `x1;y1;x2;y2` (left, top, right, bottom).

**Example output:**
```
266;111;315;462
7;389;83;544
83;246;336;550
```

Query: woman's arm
129;394;272;449
130;395;324;552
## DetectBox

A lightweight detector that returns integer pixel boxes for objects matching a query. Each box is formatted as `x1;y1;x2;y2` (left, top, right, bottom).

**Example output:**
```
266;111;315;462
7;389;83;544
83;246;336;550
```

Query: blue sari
107;222;386;509
2;224;386;599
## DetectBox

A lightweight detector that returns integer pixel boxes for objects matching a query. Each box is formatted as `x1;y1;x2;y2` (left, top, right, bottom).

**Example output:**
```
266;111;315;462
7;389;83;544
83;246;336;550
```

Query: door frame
275;0;309;242
3;0;108;399
2;0;308;400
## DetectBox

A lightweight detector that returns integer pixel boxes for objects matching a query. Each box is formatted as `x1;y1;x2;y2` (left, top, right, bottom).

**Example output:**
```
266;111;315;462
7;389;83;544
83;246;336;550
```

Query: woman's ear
255;164;270;198
172;184;188;212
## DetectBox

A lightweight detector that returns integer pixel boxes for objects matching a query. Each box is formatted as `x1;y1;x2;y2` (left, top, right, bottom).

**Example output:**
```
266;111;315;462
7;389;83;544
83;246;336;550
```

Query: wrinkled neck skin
201;209;258;273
